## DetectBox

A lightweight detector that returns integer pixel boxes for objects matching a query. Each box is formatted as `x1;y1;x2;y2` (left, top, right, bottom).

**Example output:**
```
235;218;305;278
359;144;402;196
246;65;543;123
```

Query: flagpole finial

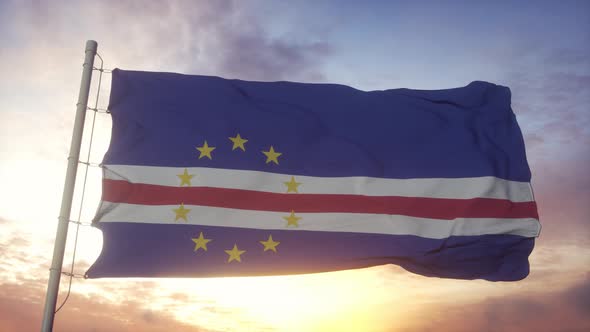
86;40;98;53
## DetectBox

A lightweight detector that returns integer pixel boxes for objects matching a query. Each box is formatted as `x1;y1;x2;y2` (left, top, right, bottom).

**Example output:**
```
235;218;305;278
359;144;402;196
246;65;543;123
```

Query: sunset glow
0;1;589;331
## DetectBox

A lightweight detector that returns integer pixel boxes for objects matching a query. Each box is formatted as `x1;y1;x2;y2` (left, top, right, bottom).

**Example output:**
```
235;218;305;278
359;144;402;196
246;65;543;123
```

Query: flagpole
40;40;98;332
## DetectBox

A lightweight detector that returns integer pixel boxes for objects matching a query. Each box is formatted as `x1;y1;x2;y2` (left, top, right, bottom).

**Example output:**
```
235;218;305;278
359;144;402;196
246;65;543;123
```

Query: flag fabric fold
86;69;540;281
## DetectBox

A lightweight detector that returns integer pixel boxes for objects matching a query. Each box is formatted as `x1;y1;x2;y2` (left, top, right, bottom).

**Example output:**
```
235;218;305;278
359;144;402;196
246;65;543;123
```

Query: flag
86;69;540;281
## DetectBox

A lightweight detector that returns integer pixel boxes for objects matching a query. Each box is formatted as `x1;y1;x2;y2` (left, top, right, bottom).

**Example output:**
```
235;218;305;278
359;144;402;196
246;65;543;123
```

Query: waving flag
86;69;540;281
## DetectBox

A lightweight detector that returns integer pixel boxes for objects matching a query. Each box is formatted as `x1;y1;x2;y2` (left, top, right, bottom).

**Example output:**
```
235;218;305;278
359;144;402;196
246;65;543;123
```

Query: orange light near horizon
141;267;407;332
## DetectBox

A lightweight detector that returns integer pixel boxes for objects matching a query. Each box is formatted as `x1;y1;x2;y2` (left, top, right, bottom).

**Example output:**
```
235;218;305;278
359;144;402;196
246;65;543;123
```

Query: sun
147;267;405;331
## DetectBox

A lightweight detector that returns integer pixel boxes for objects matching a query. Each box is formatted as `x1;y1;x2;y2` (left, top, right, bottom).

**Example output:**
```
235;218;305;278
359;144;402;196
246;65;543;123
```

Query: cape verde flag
86;69;540;281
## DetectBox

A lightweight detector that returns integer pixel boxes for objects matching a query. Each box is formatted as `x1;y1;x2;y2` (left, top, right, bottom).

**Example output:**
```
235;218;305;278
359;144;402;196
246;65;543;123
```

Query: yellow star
191;232;212;252
177;168;195;186
283;176;301;193
228;133;248;151
262;146;282;164
259;235;280;253
225;244;246;263
173;203;191;222
196;141;216;159
283;210;301;227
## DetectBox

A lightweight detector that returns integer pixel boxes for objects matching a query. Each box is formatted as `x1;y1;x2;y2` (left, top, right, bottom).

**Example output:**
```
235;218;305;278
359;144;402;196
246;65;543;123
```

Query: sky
0;0;589;331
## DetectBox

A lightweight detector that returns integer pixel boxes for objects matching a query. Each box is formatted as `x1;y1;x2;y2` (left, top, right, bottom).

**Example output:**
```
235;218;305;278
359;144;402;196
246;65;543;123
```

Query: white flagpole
41;40;98;332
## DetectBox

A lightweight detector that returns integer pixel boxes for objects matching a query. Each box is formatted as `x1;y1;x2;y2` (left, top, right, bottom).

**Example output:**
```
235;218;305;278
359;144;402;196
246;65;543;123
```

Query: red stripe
101;179;539;220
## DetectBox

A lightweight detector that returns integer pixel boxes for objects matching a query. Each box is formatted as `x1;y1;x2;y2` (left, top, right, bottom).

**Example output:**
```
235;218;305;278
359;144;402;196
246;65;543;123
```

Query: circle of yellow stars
170;132;306;263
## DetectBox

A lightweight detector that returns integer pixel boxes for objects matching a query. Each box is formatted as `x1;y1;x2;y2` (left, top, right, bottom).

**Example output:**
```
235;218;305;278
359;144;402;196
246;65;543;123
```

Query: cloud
399;276;590;332
0;281;210;332
97;0;335;81
213;29;332;82
563;274;590;315
544;48;590;68
0;0;332;83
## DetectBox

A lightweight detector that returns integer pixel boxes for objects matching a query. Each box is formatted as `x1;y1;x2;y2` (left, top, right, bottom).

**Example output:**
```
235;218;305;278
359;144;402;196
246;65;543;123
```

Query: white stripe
96;202;541;239
103;164;534;202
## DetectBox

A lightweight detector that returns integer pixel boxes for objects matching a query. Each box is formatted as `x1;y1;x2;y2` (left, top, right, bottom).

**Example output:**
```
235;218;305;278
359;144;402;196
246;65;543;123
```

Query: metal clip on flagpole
40;40;98;332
